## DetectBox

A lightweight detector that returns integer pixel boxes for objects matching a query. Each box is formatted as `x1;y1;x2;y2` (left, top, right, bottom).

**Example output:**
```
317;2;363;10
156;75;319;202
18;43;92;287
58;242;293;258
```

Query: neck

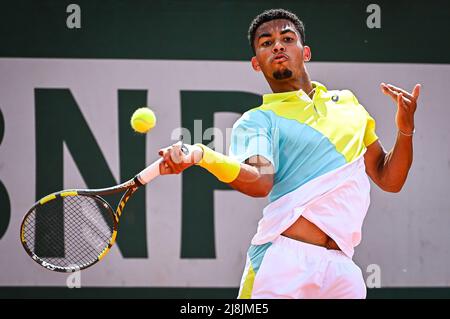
268;69;313;95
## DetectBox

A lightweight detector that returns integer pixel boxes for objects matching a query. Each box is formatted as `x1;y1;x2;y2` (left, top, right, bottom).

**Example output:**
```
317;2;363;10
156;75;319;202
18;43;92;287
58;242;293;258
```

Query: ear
251;56;261;71
303;46;312;62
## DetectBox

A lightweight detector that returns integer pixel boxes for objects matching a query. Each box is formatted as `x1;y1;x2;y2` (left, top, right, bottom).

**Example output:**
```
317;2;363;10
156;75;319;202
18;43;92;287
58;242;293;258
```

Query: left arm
364;83;421;193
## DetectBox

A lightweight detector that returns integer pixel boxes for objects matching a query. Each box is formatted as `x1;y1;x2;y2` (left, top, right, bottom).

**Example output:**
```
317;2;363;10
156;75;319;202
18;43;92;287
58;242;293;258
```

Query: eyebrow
280;28;296;35
257;28;296;41
257;32;272;40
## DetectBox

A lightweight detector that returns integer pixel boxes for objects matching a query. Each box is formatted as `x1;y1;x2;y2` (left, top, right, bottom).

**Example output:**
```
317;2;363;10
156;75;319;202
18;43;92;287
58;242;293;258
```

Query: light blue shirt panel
229;110;277;169
229;109;347;202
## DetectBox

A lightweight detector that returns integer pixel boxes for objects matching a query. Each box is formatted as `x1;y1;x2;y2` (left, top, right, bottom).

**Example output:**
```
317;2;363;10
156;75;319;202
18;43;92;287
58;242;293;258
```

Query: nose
272;40;286;53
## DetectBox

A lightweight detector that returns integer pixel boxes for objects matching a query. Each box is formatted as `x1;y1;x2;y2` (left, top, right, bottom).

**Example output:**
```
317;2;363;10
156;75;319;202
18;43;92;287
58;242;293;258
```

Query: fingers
159;159;171;175
169;144;181;164
381;82;421;101
386;84;415;100
380;83;398;103
397;93;408;110
412;83;421;100
167;148;183;173
381;83;415;106
158;149;174;174
399;93;413;105
157;147;172;174
158;143;189;175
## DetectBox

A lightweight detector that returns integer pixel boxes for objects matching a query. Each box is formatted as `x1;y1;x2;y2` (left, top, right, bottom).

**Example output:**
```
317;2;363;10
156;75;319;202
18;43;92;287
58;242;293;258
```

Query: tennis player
158;8;421;299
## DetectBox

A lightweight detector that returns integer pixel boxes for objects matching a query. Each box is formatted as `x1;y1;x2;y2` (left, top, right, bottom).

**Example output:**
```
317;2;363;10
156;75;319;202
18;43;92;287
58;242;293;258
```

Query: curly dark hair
248;8;305;54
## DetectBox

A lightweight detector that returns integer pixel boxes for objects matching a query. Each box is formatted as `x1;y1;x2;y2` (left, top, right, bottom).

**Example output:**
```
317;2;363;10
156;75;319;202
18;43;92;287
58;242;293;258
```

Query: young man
158;9;421;298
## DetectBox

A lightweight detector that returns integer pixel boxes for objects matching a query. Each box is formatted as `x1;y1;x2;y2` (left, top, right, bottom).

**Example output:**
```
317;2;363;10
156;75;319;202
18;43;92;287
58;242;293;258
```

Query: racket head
20;191;118;272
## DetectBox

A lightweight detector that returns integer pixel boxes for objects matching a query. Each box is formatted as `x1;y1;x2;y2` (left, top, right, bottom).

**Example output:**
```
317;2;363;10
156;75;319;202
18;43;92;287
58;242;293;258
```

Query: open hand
380;83;421;135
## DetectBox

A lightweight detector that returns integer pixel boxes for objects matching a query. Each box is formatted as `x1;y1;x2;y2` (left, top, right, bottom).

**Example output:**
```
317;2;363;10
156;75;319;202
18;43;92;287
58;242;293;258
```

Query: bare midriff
281;216;341;250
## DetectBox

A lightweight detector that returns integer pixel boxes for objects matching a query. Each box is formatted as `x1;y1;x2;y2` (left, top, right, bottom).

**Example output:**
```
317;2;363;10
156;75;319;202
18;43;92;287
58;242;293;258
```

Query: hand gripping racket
20;143;190;272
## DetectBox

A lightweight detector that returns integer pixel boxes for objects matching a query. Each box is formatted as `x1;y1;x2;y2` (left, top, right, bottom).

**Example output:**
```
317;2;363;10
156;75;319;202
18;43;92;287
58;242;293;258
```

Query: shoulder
326;88;373;115
232;107;273;129
326;88;361;105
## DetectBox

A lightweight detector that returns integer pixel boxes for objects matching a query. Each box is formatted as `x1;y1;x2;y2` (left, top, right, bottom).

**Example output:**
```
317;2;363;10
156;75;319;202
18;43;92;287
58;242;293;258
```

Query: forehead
255;19;298;36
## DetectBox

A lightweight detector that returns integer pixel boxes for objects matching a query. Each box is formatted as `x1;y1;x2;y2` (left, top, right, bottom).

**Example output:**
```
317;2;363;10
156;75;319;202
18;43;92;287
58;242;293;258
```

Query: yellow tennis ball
130;107;156;134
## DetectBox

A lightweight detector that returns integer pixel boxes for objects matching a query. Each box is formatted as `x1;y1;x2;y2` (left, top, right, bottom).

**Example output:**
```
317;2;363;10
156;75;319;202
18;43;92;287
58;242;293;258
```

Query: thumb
412;84;421;100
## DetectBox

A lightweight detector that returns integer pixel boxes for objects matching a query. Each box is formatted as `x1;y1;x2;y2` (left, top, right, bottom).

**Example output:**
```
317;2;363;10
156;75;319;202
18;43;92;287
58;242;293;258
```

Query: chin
272;68;293;81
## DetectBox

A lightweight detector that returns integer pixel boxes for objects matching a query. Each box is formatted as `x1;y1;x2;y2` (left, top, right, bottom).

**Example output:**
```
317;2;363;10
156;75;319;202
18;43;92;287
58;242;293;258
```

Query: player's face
252;19;310;82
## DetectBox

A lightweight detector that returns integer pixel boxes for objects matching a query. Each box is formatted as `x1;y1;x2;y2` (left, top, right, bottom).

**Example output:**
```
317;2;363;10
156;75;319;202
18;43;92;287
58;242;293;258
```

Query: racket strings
64;199;112;265
22;195;115;269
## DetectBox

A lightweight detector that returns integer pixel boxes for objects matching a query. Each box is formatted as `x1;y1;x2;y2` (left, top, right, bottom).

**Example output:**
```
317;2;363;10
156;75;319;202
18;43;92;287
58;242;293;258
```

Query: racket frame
20;177;142;272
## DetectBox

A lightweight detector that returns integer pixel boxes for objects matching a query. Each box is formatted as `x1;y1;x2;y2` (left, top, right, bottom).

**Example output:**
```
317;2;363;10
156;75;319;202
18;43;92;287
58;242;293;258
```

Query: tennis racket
20;143;190;272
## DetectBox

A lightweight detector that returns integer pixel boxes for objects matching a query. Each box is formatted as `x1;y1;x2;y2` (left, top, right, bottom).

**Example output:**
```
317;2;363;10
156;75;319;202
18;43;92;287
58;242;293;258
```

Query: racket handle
136;158;163;185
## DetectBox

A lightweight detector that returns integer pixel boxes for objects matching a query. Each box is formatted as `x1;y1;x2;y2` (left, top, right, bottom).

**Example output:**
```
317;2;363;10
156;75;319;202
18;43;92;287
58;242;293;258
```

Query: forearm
378;132;413;192
228;160;274;197
374;82;421;192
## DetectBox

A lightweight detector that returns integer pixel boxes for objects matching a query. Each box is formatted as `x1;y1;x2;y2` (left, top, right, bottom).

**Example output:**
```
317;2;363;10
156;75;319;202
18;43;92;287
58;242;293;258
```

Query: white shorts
238;235;367;299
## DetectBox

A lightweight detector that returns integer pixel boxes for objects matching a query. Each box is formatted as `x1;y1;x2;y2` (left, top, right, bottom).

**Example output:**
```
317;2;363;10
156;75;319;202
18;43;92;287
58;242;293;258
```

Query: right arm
158;144;274;198
228;155;274;197
159;110;275;198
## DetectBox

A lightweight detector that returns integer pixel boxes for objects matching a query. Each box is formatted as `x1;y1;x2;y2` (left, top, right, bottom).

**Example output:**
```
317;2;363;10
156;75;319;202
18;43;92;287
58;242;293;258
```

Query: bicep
363;139;386;186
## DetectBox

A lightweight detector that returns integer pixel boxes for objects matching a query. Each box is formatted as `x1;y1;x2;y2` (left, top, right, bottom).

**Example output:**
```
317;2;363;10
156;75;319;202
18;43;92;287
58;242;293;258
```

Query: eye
284;37;293;42
261;40;272;47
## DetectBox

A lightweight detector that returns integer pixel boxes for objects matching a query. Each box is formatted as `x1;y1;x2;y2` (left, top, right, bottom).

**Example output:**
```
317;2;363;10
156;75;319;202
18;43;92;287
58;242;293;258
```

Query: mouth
272;53;289;63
